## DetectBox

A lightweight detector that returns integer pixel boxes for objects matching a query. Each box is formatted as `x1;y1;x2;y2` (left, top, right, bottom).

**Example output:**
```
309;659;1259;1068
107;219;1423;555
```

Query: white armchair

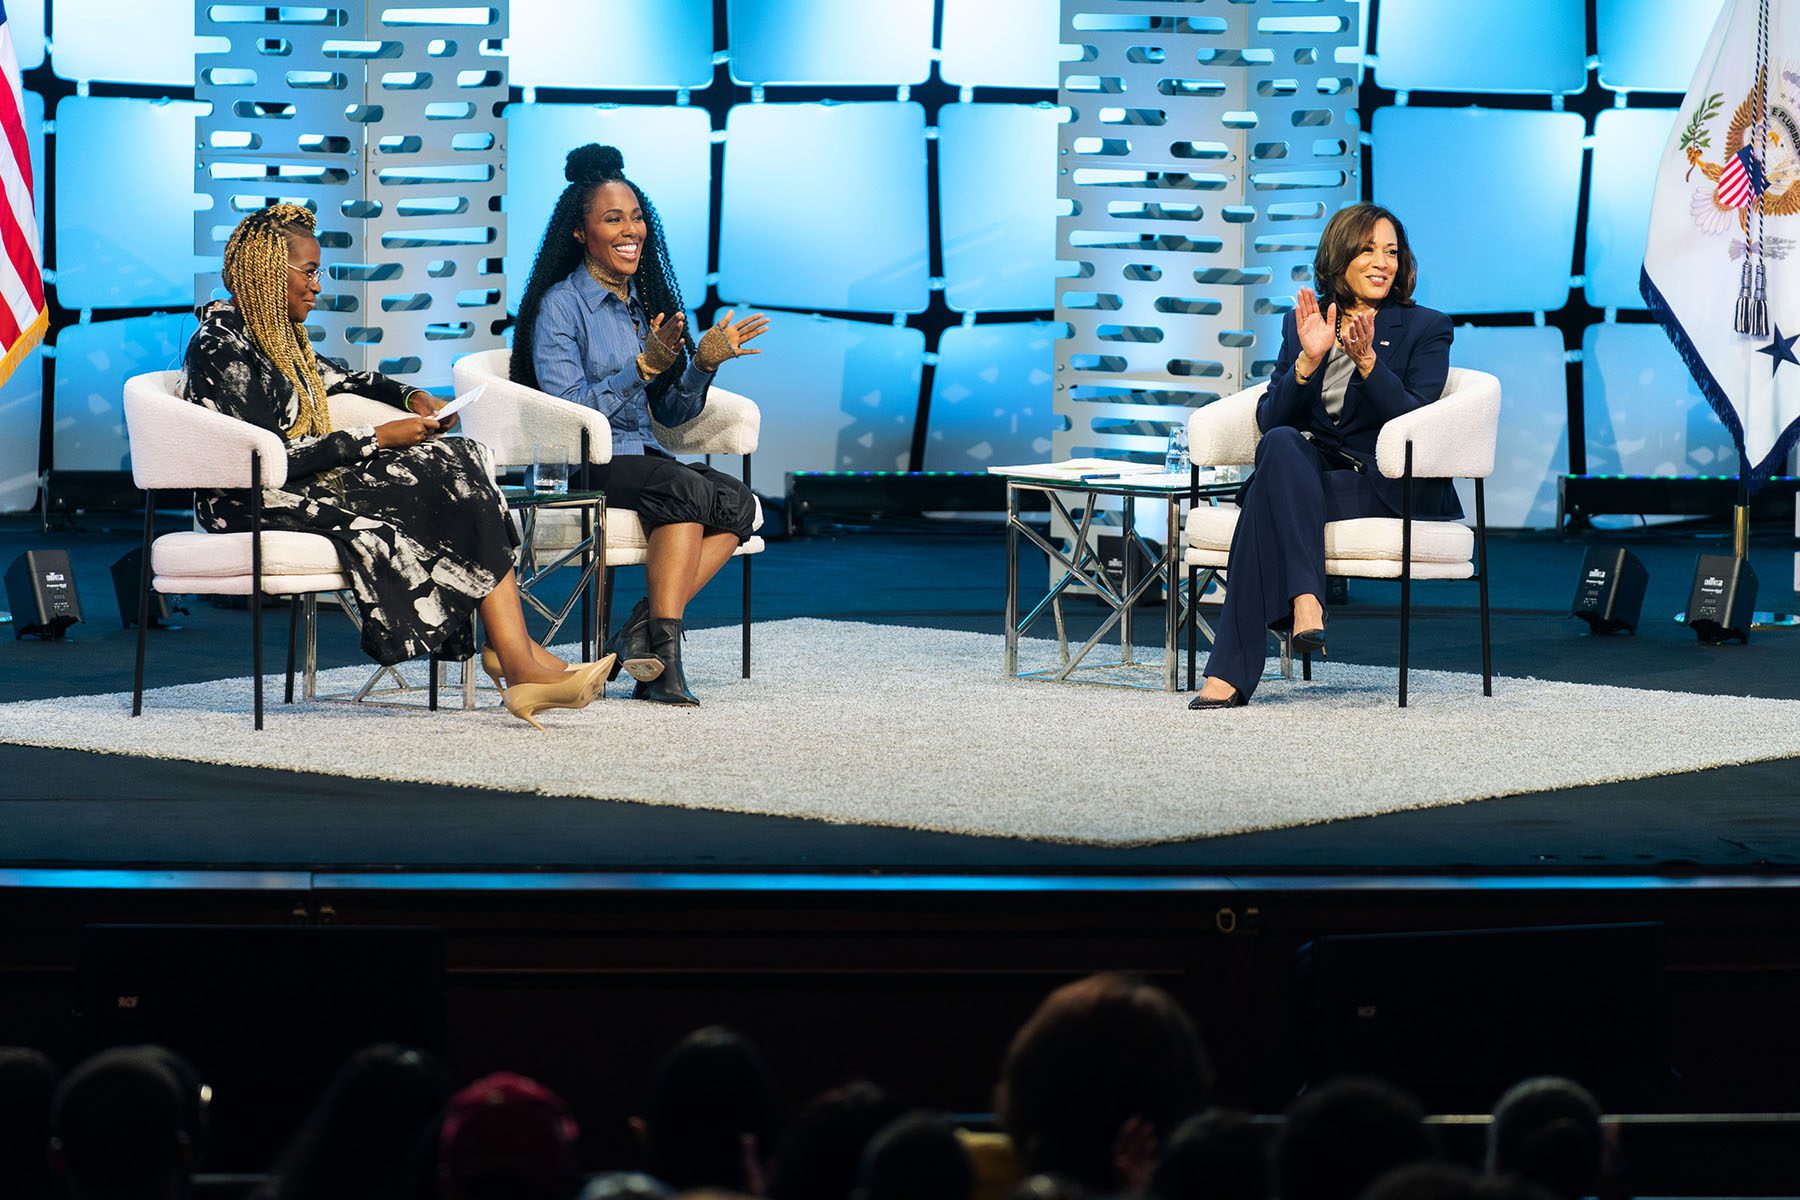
451;348;765;678
122;370;399;728
1181;366;1501;705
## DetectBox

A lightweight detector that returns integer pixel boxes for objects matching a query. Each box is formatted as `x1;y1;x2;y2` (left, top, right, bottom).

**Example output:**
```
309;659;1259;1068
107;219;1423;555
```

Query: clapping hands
1294;287;1337;362
1338;307;1376;375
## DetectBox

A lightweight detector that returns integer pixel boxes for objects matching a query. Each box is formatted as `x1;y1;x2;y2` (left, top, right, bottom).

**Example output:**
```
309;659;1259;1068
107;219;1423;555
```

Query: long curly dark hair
511;144;689;400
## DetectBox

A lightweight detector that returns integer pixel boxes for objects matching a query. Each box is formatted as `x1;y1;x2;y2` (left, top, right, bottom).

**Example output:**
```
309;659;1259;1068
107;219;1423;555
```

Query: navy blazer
1255;301;1461;520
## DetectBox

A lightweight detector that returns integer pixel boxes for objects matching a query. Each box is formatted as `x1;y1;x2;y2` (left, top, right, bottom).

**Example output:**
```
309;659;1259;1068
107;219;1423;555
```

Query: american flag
1716;142;1769;209
0;0;42;388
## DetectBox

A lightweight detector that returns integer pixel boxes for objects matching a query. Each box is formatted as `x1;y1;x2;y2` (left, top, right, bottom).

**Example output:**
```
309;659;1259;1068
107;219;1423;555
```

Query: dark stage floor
2;513;1798;874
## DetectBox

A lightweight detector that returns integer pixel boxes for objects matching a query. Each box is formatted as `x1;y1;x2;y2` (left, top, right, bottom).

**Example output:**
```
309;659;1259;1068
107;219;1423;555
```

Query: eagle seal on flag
1643;0;1800;491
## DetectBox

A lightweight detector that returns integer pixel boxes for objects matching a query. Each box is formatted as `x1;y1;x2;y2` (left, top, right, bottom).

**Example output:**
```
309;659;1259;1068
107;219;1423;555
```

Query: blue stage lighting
53;313;189;472
1596;0;1726;93
509;0;712;90
719;102;929;314
54;0;197;85
1584;324;1737;478
503;104;712;315
728;0;933;86
1373;107;1584;315
9;0;42;70
55;97;208;310
1585;108;1677;311
939;103;1060;313
940;0;1059;90
1443;326;1568;529
714;309;924;485
926;322;1057;471
0;347;43;512
1376;0;1586;95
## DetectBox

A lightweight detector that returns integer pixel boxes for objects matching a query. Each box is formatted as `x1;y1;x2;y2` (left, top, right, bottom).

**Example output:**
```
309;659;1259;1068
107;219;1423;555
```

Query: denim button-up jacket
530;267;711;457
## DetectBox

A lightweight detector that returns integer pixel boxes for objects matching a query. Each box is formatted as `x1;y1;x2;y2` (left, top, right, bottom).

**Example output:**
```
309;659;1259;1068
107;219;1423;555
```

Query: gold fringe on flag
0;304;48;391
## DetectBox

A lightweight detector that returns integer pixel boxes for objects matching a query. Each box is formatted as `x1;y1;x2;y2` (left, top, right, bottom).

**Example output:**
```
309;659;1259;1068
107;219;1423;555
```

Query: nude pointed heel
481;645;506;687
502;667;602;729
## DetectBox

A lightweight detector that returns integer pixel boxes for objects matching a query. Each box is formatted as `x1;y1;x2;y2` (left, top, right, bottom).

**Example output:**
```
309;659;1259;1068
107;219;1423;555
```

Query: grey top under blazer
1256;301;1462;521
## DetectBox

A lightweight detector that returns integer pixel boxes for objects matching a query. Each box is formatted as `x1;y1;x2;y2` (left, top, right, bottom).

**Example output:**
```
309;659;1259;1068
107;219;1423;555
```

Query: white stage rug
1;618;1797;846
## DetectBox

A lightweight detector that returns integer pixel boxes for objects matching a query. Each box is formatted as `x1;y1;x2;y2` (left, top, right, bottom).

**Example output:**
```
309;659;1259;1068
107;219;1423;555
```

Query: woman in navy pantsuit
1189;203;1460;710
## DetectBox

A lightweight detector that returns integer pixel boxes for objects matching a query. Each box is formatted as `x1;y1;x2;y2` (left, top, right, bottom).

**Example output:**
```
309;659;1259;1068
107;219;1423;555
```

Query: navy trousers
1202;426;1389;700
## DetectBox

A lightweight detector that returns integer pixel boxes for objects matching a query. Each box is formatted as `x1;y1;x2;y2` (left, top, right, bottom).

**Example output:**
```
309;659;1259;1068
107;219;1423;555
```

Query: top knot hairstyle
222;202;332;439
510;143;689;395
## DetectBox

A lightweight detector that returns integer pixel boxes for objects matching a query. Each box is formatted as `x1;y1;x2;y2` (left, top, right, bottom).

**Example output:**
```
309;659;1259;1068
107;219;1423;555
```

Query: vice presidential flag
1642;0;1800;491
0;0;43;388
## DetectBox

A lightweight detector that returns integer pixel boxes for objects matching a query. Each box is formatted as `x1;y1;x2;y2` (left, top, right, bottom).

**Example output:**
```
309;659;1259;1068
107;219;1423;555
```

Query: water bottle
1165;423;1190;474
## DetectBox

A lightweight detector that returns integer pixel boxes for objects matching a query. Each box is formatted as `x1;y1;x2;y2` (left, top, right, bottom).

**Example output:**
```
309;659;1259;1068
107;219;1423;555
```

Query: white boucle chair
122;369;401;729
451;348;765;678
1182;366;1500;706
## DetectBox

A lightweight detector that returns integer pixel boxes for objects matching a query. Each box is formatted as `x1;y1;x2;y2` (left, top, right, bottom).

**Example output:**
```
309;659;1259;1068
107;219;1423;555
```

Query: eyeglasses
287;263;325;285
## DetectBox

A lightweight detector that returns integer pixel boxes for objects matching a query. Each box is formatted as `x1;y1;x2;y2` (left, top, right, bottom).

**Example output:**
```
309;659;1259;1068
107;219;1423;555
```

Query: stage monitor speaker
1686;553;1757;644
79;924;445;1171
1570;546;1647;635
1094;531;1164;604
1295;922;1666;1110
5;550;83;640
111;548;187;629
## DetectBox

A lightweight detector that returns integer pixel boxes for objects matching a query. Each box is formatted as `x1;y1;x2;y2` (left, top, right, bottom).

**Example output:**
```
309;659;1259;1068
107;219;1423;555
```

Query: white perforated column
195;1;508;389
1054;0;1358;458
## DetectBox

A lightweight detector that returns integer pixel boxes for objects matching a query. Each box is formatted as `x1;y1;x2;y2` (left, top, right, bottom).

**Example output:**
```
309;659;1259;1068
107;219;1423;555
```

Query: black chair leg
1476;477;1493;696
428;654;440;711
742;552;752;679
1302;651;1312;681
601;568;616;644
251;453;265;731
132;490;155;717
285;596;299;704
1398;444;1413;709
1185;566;1197;691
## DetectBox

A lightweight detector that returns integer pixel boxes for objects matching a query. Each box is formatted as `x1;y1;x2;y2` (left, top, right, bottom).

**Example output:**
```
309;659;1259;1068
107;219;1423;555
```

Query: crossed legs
646;522;738;619
478;569;574;685
1196;428;1330;704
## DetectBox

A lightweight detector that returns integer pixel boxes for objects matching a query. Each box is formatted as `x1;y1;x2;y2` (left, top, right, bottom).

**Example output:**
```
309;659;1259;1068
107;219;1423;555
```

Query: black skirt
588;449;756;542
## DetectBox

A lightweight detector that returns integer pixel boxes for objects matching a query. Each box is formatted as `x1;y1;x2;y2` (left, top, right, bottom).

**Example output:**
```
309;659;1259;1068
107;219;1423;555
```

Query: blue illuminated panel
1444;326;1568;529
23;89;42;243
940;0;1059;90
925;322;1056;471
1373;108;1584;315
1597;0;1726;93
503;105;712;316
1584;323;1736;478
938;104;1059;313
510;0;712;90
0;348;43;512
1585;109;1677;311
0;88;46;511
55;98;208;310
728;0;933;86
53;0;197;85
53;313;190;471
1375;0;1586;94
719;103;928;313
714;309;923;483
9;0;44;70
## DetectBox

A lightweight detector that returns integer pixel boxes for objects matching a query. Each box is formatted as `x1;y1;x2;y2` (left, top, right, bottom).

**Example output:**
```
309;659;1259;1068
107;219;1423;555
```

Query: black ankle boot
633;617;699;706
605;597;663;681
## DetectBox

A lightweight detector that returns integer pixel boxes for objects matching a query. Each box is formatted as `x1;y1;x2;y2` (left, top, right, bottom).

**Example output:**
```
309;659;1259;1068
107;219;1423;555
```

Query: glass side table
1000;470;1239;691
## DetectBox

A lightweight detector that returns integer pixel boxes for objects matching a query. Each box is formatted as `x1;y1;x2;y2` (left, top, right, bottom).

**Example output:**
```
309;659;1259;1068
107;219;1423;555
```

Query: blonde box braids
221;203;332;439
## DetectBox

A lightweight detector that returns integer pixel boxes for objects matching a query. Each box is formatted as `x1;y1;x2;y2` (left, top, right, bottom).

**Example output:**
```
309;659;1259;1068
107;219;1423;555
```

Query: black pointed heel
1187;689;1247;710
1291;627;1326;656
